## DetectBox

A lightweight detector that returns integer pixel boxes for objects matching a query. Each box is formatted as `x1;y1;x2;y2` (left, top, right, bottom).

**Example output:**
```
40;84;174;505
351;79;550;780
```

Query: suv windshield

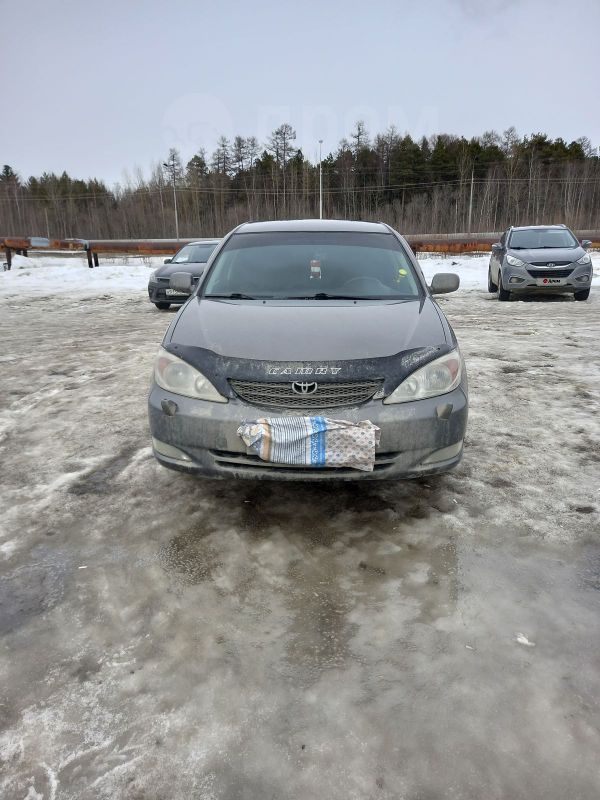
202;231;420;300
172;243;217;263
509;228;578;249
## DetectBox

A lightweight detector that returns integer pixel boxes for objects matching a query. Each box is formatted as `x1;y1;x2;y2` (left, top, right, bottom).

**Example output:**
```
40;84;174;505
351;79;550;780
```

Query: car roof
510;225;568;231
235;219;389;233
184;239;221;245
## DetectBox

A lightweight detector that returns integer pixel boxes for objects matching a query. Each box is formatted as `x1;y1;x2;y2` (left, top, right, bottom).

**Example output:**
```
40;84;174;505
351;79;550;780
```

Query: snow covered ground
1;262;599;799
0;253;164;296
1;250;599;296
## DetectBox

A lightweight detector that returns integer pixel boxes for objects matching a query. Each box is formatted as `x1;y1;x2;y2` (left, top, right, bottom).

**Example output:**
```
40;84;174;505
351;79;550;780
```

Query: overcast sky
1;0;598;186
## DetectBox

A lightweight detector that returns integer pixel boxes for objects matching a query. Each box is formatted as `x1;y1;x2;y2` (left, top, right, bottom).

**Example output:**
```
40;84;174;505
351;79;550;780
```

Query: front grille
526;268;573;279
211;448;398;472
229;379;382;409
529;261;571;267
156;276;199;283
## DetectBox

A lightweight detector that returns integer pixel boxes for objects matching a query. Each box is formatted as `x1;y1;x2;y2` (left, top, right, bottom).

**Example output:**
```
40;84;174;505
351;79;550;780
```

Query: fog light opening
509;276;525;284
152;437;192;462
422;440;463;465
576;275;590;282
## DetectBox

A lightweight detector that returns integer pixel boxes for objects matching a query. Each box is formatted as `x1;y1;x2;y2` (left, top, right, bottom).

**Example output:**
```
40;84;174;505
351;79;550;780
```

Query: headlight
383;350;463;404
154;347;227;403
506;255;526;267
577;253;591;265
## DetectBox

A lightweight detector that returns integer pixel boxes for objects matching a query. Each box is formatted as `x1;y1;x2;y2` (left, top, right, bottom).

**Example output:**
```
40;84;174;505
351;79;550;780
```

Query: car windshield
202;231;421;300
508;228;578;249
172;243;217;263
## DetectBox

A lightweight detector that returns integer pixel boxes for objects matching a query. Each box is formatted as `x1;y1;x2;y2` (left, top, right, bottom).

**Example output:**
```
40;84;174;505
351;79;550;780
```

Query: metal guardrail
0;237;190;269
2;231;599;269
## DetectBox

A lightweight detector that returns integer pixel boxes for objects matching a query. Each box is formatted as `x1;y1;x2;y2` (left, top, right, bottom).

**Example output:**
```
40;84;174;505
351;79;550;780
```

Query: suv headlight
506;255;526;267
384;350;463;404
154;347;227;402
577;253;591;265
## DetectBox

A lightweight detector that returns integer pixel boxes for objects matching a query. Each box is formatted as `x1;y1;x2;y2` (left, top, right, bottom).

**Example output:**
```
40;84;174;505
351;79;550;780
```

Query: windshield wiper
285;292;413;300
283;292;366;300
204;292;266;300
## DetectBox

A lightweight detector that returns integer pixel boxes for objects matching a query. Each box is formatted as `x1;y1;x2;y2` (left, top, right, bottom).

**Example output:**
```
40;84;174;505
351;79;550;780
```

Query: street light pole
163;157;180;240
318;139;323;220
467;165;474;234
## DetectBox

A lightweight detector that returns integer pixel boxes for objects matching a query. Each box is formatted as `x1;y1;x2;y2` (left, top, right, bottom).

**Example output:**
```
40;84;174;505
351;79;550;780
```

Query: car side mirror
430;273;460;294
491;243;502;252
164;257;172;264
582;239;592;249
169;272;193;295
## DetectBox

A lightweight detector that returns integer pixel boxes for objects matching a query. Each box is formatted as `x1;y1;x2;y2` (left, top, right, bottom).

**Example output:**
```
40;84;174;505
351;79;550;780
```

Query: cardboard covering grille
229;379;382;409
238;417;381;471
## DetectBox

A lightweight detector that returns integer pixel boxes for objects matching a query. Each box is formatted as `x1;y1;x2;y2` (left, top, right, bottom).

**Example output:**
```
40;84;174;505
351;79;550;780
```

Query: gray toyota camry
148;220;468;480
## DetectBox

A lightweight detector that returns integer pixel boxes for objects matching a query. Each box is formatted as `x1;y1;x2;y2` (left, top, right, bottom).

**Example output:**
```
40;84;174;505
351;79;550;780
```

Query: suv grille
229;379;382;409
526;268;573;279
529;261;571;267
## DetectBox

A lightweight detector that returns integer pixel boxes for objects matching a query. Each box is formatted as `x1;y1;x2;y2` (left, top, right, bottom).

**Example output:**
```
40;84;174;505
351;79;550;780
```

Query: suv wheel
574;288;590;301
154;302;171;310
487;268;498;293
497;274;511;301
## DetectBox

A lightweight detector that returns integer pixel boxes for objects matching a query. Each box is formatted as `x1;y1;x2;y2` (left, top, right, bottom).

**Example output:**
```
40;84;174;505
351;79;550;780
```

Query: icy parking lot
1;255;600;799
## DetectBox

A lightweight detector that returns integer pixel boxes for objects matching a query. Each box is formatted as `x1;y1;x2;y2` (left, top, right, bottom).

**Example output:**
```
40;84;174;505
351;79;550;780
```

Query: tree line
1;123;599;240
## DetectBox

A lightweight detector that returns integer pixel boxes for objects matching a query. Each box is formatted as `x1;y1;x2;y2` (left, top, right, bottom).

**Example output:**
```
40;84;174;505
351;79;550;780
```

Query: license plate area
536;277;565;286
165;288;184;296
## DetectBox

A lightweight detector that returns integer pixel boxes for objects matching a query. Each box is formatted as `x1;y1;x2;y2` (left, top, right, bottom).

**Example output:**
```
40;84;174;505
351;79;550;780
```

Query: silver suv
488;225;592;301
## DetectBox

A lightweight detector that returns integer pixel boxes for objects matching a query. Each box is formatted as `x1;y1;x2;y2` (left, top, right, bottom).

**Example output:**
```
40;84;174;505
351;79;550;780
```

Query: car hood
169;296;448;361
153;262;207;278
508;247;583;264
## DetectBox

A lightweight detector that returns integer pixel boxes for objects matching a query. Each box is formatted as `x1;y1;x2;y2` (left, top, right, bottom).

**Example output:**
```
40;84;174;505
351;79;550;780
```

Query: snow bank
0;253;164;296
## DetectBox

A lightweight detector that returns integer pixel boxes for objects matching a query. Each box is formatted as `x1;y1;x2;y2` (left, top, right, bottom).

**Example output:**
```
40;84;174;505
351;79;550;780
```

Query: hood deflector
163;342;454;398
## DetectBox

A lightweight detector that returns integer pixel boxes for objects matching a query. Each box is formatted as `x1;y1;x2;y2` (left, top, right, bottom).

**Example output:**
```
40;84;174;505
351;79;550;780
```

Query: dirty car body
147;239;220;309
148;220;468;480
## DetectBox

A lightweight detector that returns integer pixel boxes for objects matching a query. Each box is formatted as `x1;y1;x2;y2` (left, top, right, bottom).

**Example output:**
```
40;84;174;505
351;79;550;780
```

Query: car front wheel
497;274;511;301
487;267;498;293
574;288;590;301
154;302;171;310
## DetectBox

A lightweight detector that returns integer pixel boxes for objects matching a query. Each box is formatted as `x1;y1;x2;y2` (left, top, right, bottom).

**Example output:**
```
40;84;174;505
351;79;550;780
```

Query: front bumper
502;262;592;294
148;281;188;305
148;384;468;481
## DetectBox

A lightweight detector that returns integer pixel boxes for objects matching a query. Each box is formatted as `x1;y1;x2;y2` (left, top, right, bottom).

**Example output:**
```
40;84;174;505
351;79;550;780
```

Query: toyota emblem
291;381;318;395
